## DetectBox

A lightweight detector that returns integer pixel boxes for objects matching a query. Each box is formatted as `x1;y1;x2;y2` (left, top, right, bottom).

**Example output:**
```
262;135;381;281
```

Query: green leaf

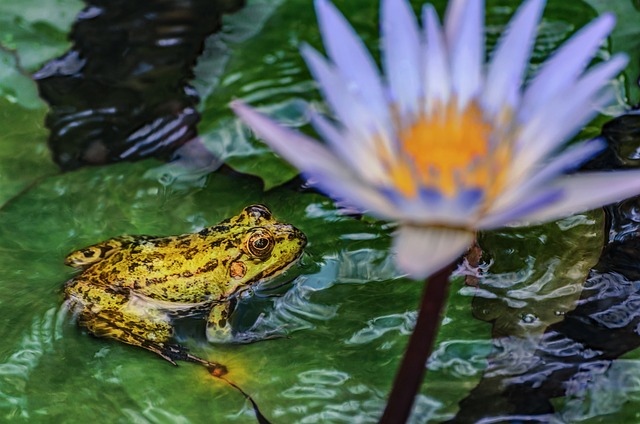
0;50;57;207
0;0;83;70
584;0;640;105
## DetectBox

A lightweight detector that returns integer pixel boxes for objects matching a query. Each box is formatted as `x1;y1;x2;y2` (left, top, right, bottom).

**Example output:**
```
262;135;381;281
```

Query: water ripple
428;340;492;377
277;375;442;424
256;248;398;336
275;369;385;424
258;280;339;335
281;386;337;400
560;359;640;422
344;312;416;346
0;307;65;418
298;369;350;386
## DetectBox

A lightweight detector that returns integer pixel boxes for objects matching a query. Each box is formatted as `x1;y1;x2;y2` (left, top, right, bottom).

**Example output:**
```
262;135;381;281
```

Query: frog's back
70;230;234;301
65;204;307;304
65;235;158;269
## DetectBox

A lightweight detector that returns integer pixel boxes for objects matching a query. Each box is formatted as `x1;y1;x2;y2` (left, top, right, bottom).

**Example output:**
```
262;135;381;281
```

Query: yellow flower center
386;101;510;202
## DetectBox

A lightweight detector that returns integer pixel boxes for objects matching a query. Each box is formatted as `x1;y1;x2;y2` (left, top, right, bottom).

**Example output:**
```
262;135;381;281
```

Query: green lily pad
0;0;82;71
585;0;640;105
0;49;57;208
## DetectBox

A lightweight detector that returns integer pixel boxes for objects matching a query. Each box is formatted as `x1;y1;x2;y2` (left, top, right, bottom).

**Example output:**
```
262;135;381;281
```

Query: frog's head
224;204;306;287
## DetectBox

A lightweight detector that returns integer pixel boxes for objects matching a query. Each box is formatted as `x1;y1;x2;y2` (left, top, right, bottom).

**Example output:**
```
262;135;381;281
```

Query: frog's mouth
253;255;304;294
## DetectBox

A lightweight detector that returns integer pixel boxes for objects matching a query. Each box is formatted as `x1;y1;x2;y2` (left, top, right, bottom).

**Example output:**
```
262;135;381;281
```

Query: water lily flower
232;0;640;279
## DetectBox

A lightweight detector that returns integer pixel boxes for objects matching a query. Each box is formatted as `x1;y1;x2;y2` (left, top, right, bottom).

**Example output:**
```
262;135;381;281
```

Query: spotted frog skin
64;205;306;364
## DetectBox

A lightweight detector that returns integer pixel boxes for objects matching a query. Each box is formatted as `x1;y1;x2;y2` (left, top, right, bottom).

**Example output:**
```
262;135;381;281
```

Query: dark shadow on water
34;0;245;170
448;113;640;423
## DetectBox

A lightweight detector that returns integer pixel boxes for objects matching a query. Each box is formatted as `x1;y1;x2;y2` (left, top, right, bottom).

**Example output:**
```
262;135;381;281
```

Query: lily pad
0;49;57;208
0;0;82;71
585;0;640;105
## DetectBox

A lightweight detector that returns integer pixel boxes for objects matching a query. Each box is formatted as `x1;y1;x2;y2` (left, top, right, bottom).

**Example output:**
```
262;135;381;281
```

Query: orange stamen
386;101;510;202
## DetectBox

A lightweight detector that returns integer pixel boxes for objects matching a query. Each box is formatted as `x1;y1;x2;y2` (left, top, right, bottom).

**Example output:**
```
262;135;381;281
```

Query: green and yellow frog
64;204;306;366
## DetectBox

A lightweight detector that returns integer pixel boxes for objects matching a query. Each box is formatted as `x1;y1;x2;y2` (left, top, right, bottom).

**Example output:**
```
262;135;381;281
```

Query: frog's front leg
206;299;283;344
206;299;237;343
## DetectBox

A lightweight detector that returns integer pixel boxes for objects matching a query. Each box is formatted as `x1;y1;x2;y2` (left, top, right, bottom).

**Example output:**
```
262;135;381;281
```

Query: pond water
1;0;640;423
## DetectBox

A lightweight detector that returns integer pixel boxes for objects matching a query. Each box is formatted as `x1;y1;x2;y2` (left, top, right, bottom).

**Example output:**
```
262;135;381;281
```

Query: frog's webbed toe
156;344;193;366
161;344;228;375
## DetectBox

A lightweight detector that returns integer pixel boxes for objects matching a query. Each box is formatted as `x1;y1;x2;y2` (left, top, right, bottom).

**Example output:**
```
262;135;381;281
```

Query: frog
63;204;306;366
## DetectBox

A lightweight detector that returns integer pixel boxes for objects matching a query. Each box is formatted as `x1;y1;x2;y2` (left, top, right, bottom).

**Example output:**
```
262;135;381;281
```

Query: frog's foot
160;344;228;376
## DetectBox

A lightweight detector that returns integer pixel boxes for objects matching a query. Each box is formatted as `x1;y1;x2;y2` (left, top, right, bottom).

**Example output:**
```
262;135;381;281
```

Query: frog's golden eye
247;230;274;258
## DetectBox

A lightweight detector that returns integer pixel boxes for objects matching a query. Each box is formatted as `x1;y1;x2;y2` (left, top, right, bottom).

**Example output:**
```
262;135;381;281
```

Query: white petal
478;188;563;229
305;168;400;220
232;101;344;173
393;226;473;279
381;0;422;120
511;54;627;181
483;0;545;115
519;13;615;121
380;187;480;226
422;4;451;111
512;171;640;225
301;45;371;138
308;109;359;167
314;0;390;129
308;109;389;185
446;0;484;109
444;0;466;42
231;101;398;218
492;138;605;212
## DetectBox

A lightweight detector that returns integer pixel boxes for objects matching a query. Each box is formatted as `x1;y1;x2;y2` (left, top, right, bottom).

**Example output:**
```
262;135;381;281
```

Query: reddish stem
379;261;456;424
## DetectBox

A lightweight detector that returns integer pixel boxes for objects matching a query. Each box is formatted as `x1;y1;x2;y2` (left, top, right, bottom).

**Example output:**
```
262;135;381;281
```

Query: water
33;0;246;169
0;0;640;423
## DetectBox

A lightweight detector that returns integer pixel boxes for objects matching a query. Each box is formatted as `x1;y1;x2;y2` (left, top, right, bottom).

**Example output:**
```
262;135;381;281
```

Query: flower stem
379;261;456;424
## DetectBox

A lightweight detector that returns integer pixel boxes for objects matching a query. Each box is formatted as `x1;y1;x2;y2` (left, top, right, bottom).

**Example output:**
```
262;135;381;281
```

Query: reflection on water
449;114;640;423
34;0;245;169
345;312;416;346
277;368;383;423
247;247;399;338
450;231;640;423
0;307;65;418
429;340;492;378
468;212;603;340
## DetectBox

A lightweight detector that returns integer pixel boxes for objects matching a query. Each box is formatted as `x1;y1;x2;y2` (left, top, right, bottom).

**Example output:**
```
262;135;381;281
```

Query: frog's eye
247;230;274;258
